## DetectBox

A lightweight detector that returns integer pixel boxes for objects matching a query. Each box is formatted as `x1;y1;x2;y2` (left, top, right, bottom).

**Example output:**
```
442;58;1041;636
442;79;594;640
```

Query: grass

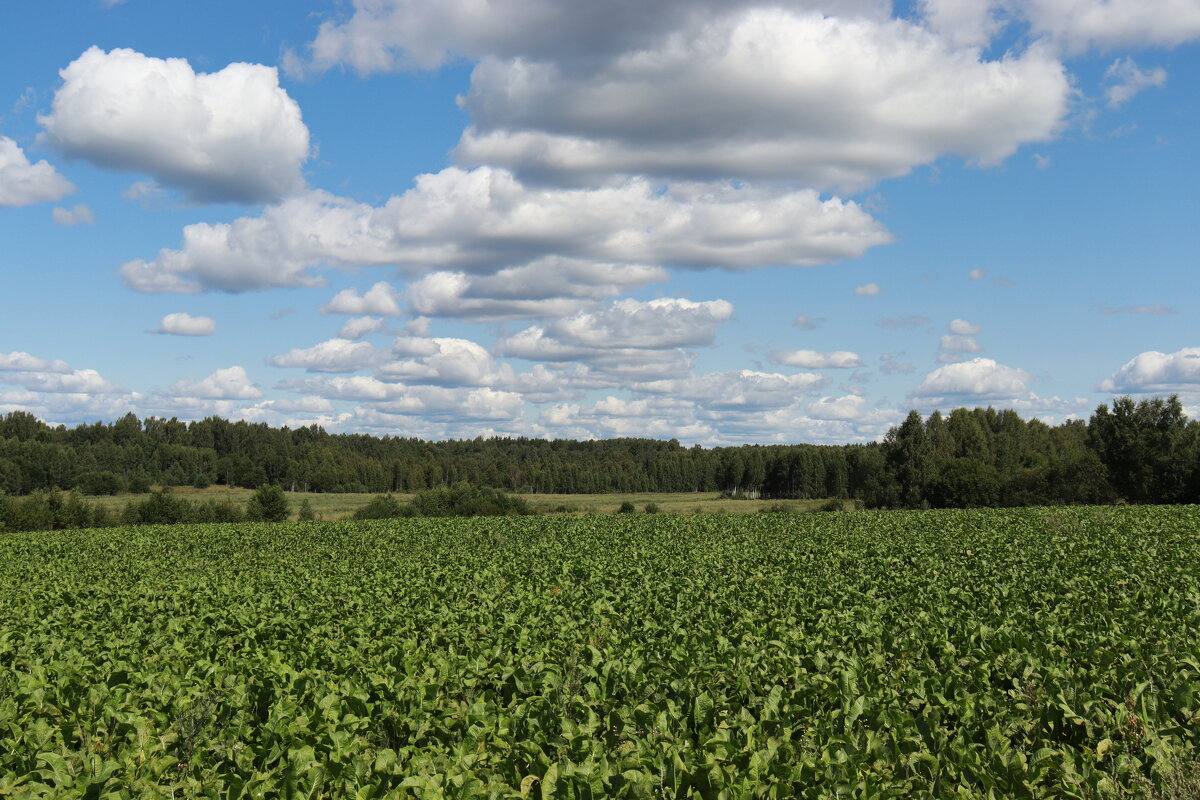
85;486;854;520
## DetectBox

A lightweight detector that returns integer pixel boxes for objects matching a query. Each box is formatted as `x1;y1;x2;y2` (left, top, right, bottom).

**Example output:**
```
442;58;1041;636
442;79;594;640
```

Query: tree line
0;394;1196;509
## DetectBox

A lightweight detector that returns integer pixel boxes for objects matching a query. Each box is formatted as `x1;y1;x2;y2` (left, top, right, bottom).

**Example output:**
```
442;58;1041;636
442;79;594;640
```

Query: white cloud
305;0;889;74
51;203;94;226
268;338;385;373
910;357;1031;399
154;312;216;336
119;170;889;293
321;282;404;316
495;327;695;383
770;349;863;369
337;316;388;339
546;298;733;350
0;368;122;394
1018;0;1200;51
455;11;1068;191
920;0;1003;48
166;366;263;399
636;369;828;408
1033;153;1051;169
0;352;71;373
937;334;983;362
39;47;309;204
1099;347;1200;393
855;282;881;296
379;337;509;387
1103;57;1167;108
948;318;983;335
793;313;824;330
0;135;74;207
406;259;668;322
968;268;987;281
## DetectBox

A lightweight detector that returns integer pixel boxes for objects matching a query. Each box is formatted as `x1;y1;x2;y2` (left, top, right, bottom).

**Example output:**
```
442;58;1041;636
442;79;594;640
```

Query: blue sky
1;0;1197;444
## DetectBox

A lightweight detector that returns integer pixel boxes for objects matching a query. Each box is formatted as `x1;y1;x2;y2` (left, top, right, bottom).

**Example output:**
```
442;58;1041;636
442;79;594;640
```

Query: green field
86;487;842;520
3;508;1200;798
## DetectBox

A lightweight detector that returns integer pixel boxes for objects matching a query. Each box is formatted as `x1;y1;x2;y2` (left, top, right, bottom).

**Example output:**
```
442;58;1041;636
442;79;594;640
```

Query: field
86;487;837;519
2;508;1200;798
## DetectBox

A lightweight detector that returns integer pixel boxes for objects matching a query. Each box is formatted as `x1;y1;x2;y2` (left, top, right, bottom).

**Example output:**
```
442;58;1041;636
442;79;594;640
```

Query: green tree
246;484;289;522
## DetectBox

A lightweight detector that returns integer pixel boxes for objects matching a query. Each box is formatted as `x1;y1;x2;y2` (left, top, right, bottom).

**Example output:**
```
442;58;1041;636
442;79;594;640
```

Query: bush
75;471;125;496
297;498;316;521
246;485;289;523
1;490;111;532
354;494;413;520
409;483;533;517
643;502;660;514
617;501;636;514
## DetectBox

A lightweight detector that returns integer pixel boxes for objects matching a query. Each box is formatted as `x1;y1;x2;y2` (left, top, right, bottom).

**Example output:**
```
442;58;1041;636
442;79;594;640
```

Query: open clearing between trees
3;507;1199;798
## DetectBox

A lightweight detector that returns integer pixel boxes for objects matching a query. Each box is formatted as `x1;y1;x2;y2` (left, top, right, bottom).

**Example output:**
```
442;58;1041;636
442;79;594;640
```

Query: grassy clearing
86;486;851;519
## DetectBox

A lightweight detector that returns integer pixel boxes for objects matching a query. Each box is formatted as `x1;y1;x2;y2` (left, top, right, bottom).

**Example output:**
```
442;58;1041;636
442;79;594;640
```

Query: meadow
84;487;839;520
2;507;1199;798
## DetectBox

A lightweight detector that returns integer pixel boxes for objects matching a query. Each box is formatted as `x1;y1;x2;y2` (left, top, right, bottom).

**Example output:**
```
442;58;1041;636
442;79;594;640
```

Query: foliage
353;493;414;520
1;395;1198;509
643;502;660;514
297;498;316;521
0;490;111;532
121;489;245;526
245;484;289;523
618;501;636;513
408;482;533;517
2;508;1200;797
74;470;125;495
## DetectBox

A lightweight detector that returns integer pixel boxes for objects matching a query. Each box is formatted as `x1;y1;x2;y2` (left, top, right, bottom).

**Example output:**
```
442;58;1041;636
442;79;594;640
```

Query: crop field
2;508;1200;798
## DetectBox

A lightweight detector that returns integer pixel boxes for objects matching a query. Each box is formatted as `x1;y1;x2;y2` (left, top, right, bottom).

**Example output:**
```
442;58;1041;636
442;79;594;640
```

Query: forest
0;394;1197;509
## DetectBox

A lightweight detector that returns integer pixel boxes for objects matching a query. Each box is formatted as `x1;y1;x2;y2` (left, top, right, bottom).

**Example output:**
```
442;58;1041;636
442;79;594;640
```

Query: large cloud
455;11;1068;190
0;136;74;207
166;366;263;399
268;338;385;373
304;0;888;73
1099;348;1200;393
909;357;1031;399
39;47;309;204
770;350;863;369
118;169;889;293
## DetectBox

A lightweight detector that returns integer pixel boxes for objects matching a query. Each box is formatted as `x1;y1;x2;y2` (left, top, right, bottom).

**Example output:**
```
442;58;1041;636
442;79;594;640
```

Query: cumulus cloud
968;268;987;281
166;366;263;399
1017;0;1200;51
304;0;890;74
51;203;94;226
910;357;1031;399
0;352;71;373
153;312;216;336
406;260;668;322
0;369;122;394
1103;57;1167;108
119;170;890;293
337;316;388;339
1099;348;1200;393
937;334;983;362
0;135;74;207
39;47;309;204
454;11;1068;191
321;283;403;316
267;338;385;373
380;337;510;387
854;282;881;296
495;327;695;383
948;318;983;335
635;369;828;408
770;349;863;369
544;298;733;350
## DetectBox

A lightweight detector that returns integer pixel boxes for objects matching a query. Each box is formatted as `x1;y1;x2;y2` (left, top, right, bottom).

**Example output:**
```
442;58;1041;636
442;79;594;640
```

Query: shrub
246;485;289;523
643;502;660;514
354;494;412;520
409;483;533;517
617;501;636;514
75;471;125;496
297;498;316;521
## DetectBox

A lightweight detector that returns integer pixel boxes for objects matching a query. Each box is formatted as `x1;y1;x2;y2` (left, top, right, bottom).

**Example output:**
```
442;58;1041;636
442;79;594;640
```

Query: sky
1;0;1198;445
